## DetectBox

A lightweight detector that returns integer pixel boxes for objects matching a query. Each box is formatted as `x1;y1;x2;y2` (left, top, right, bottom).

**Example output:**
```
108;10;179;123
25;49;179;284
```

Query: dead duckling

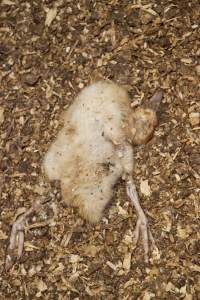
6;81;163;270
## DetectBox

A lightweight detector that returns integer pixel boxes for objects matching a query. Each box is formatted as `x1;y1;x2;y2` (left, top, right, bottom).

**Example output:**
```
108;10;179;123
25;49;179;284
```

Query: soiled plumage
43;81;160;222
43;81;132;222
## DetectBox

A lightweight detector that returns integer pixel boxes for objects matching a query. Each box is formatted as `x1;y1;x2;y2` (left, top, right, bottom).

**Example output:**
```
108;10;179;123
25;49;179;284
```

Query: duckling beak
147;89;163;111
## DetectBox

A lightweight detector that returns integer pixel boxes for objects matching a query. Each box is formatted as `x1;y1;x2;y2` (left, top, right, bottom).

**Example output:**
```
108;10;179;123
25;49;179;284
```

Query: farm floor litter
0;0;199;299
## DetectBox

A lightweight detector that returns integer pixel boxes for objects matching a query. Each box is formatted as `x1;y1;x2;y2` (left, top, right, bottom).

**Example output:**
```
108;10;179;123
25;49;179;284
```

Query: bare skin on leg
126;177;156;263
114;142;157;263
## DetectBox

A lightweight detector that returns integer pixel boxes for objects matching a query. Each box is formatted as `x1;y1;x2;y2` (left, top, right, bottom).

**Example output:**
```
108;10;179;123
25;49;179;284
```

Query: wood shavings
140;179;151;196
190;264;200;273
1;0;15;5
61;231;73;247
181;58;193;64
184;294;193;300
44;7;58;27
165;282;179;293
122;252;132;271
0;108;4;125
23;73;40;86
162;210;172;232
131;4;158;16
1;0;200;298
24;242;41;252
106;261;118;271
36;279;47;298
69;254;81;264
152;245;161;261
189;112;200;126
117;205;129;217
27;220;52;230
0;229;7;240
81;244;100;257
195;65;200;75
142;291;156;300
177;224;192;240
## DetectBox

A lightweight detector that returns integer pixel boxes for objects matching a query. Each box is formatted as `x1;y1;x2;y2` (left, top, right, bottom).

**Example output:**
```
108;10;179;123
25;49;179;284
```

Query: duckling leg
5;199;44;271
126;177;156;263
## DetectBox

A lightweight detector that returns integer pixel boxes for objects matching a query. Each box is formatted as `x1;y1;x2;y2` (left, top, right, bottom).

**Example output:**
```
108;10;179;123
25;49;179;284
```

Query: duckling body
43;81;133;222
